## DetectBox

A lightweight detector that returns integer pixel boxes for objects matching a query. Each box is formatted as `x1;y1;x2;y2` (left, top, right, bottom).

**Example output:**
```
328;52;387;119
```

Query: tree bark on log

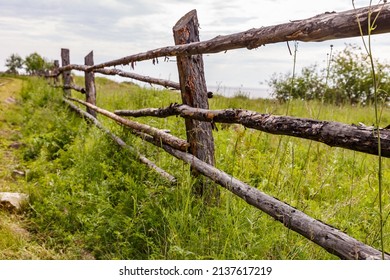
173;10;215;166
52;60;60;86
84;51;97;118
94;68;180;90
58;64;89;73
52;84;85;93
173;9;217;199
159;143;390;260
66;97;189;152
70;4;390;71
61;48;71;96
63;84;86;94
48;64;180;90
115;104;390;158
63;99;177;184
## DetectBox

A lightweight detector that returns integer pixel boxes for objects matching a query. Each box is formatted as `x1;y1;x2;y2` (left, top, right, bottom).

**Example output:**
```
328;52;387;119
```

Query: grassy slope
0;76;69;259
4;76;389;259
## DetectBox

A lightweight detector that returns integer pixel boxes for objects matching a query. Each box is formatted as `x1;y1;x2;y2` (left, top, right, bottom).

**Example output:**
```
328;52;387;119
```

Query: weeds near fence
13;76;389;259
15;3;390;259
353;0;388;259
266;41;298;196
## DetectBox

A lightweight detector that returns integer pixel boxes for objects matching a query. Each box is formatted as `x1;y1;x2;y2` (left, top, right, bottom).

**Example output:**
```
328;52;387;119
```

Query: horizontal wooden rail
51;4;390;92
94;68;180;89
66;97;189;152
48;64;180;90
65;96;389;260
63;99;176;183
115;104;390;158
160;137;390;260
55;3;390;71
64;83;86;94
51;83;85;94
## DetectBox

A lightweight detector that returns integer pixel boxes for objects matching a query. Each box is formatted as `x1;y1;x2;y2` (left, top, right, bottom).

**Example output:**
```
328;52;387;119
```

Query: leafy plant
268;44;390;105
353;0;388;259
5;54;23;75
24;52;53;76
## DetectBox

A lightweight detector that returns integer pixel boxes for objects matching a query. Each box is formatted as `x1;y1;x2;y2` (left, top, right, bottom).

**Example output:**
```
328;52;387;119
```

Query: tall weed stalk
294;45;334;206
267;41;298;193
353;0;386;259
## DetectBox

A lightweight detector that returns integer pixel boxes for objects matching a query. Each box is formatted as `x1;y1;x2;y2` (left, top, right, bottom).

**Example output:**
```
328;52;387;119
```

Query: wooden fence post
173;10;218;201
84;51;97;118
53;60;59;86
61;48;71;96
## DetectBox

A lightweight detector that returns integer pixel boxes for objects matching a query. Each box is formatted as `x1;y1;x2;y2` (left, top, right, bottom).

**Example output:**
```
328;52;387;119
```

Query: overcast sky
1;0;388;98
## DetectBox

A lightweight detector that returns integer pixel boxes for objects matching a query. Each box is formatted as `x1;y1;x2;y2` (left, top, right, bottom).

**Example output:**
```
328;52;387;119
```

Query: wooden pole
61;48;71;96
173;10;217;200
53;60;59;86
84;51;97;118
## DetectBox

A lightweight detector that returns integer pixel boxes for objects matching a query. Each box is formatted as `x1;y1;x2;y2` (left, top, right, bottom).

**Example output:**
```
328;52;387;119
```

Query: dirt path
0;77;34;259
0;77;63;259
0;77;24;192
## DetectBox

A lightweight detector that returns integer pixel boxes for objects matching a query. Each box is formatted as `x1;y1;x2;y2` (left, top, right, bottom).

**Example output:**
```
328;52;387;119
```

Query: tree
5;53;23;74
329;45;372;104
268;64;323;102
268;44;390;105
24;52;53;76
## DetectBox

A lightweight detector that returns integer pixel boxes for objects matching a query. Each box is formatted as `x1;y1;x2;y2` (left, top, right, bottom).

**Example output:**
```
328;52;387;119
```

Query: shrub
268;44;390;105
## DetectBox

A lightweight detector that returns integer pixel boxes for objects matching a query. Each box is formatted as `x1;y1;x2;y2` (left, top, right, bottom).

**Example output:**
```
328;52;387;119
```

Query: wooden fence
46;4;390;260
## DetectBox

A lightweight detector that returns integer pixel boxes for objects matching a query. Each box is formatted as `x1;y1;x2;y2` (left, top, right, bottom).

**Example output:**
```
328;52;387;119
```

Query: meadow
2;75;389;259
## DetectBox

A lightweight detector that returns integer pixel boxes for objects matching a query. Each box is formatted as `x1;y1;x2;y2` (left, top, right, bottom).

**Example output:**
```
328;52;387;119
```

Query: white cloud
0;0;389;97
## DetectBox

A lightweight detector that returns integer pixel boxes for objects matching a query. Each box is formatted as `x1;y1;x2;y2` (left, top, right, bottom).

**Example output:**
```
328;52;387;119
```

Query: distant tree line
268;44;390;105
4;52;53;76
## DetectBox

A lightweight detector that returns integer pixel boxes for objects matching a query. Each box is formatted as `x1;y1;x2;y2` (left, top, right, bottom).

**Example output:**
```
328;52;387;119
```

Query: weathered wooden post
84;51;97;118
173;10;218;201
61;48;71;96
53;60;59;86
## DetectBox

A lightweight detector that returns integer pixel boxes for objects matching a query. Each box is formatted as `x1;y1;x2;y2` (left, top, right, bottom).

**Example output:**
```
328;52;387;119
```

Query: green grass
8;76;390;259
0;76;72;259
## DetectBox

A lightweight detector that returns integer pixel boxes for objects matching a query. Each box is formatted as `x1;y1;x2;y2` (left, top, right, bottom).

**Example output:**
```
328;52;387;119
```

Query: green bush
269;44;390;104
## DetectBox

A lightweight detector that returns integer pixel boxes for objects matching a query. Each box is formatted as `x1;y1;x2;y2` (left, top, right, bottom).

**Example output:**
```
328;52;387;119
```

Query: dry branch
57;64;89;74
115;106;176;118
58;3;390;71
45;72;60;78
64;83;86;94
94;68;180;89
66;97;189;152
49;65;180;90
63;99;177;183
159;143;390;260
115;104;390;158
